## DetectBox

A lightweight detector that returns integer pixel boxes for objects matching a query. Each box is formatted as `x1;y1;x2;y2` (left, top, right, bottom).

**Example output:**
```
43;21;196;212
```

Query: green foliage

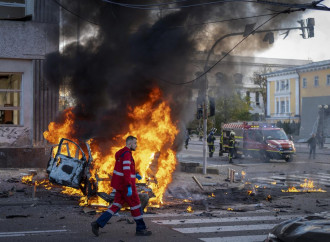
276;121;301;135
215;93;252;128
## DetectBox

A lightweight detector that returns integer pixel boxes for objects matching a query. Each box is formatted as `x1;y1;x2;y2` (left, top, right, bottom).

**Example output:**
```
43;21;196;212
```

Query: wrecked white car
46;138;151;208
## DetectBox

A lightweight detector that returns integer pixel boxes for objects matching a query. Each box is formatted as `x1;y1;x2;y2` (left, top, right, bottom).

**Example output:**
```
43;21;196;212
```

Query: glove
127;185;132;197
136;173;142;180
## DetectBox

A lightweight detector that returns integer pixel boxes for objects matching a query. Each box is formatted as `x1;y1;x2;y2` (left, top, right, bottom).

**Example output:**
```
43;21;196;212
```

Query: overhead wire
102;0;257;10
157;9;288;86
52;0;100;25
52;0;281;30
157;12;279;29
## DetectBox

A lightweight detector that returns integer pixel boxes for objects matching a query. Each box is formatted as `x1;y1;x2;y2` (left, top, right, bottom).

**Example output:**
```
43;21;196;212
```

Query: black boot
136;229;152;236
91;221;99;236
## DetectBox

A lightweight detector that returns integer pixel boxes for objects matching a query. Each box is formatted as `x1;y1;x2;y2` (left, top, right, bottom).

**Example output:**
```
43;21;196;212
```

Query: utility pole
202;66;208;175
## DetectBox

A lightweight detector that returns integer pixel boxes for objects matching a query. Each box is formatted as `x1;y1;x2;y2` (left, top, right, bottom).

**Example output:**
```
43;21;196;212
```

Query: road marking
145;209;270;218
0;229;67;237
199;235;267;242
152;215;298;225
172;223;277;233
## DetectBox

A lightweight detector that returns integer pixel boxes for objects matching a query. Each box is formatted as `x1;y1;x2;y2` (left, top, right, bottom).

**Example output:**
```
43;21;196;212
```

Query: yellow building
264;60;330;138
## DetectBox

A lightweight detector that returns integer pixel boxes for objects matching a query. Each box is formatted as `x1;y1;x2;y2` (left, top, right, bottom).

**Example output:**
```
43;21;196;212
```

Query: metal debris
6;215;30;219
192;176;204;191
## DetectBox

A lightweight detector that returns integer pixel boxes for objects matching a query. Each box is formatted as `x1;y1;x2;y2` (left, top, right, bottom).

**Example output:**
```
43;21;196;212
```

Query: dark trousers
309;146;316;159
229;148;234;162
208;145;214;157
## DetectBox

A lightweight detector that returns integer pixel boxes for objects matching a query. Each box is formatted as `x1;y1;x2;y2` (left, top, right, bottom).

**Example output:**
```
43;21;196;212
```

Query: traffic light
307;18;315;38
197;96;203;120
298;18;315;39
209;97;215;117
297;19;306;39
197;108;203;119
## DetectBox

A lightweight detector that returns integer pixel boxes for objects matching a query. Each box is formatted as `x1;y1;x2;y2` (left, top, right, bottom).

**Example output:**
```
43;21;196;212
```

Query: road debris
192;176;204;191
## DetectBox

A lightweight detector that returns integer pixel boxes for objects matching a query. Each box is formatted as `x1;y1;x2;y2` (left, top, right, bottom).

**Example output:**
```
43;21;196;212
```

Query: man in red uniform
91;136;152;236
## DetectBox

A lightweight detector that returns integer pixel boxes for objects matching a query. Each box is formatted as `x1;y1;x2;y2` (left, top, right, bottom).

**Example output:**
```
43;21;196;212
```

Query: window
302;78;307;88
314;76;319;87
256;92;260;105
327;75;330;86
233;73;243;84
0;0;33;19
286;80;289;90
276;81;279;92
276;101;279;114
281;80;285;91
286;100;289;114
281;100;285;113
0;74;21;125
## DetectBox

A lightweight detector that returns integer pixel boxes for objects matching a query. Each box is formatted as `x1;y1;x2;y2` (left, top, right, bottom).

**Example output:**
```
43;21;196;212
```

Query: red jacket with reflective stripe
111;147;136;191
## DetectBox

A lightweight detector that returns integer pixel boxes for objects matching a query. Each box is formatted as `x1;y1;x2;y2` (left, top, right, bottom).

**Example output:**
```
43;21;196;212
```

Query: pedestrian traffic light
209;97;215;117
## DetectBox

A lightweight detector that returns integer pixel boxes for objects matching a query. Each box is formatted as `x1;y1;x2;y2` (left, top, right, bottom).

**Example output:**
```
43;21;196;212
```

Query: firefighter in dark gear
207;131;216;157
91;136;152;237
228;132;235;163
184;129;190;149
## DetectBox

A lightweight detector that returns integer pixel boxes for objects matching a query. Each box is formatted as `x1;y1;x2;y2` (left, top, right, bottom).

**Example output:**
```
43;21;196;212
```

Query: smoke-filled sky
45;0;311;143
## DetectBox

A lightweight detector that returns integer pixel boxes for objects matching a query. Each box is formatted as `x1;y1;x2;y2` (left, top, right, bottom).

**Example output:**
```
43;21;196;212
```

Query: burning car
46;138;152;209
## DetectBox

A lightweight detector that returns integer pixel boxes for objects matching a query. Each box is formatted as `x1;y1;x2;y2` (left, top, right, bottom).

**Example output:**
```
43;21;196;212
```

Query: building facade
0;1;59;167
264;60;330;139
191;52;310;119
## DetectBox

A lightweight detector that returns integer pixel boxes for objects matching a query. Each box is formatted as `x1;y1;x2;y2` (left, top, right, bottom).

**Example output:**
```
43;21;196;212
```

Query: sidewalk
294;142;330;154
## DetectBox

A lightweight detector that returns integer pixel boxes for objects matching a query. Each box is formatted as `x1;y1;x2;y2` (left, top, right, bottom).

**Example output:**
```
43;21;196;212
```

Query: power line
157;12;278;29
103;0;192;7
52;0;100;25
102;0;256;10
158;9;287;86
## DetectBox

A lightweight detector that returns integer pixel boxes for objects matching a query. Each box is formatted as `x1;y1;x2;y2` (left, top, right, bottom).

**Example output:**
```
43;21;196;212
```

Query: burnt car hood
268;213;330;242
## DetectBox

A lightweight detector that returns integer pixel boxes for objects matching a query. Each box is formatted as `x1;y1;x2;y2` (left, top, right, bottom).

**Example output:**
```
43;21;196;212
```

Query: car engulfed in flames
43;88;178;209
46;137;153;209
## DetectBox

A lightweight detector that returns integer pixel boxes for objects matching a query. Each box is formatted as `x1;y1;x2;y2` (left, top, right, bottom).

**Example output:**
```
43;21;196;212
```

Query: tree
250;66;272;117
215;92;252;128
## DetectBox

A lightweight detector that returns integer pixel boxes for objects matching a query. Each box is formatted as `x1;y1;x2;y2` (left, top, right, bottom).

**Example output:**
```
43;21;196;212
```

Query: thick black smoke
45;0;305;147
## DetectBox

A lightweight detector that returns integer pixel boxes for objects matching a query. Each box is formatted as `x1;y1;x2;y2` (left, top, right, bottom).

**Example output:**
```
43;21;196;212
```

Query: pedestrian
307;133;317;159
91;136;152;237
207;131;216;157
228;131;235;163
184;129;190;149
199;128;203;141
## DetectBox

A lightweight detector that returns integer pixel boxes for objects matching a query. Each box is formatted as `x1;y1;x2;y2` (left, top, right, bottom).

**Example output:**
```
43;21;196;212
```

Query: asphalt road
0;138;329;241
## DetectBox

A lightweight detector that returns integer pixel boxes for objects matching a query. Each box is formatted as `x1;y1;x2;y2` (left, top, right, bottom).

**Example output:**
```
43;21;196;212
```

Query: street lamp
318;104;328;148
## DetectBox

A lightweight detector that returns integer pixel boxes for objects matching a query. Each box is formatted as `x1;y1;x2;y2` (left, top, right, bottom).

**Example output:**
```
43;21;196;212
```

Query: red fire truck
219;122;295;162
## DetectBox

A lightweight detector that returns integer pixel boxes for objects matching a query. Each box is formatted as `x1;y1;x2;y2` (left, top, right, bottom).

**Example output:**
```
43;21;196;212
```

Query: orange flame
208;193;215;198
21;175;33;184
186;206;194;213
43;88;179;206
281;179;326;193
241;171;246;179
